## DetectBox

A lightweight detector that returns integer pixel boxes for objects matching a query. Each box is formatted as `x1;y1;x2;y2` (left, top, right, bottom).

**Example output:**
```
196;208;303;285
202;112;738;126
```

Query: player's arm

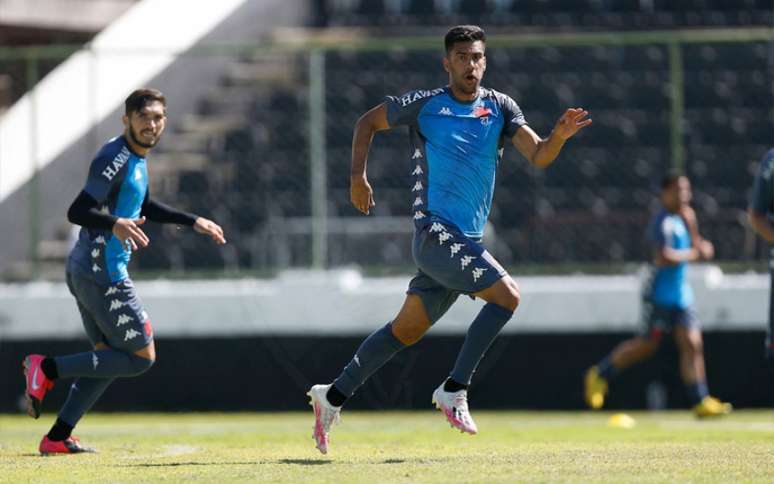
141;192;226;244
351;103;390;215
679;205;714;260
511;108;591;168
67;190;149;250
748;209;774;243
655;245;702;266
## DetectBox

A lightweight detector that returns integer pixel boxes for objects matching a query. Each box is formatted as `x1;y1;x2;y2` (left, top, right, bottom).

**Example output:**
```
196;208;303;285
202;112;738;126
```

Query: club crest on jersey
474;106;492;126
101;146;131;181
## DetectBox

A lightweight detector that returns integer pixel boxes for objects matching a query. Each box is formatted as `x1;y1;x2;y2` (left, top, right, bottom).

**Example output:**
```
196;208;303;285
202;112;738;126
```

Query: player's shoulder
387;86;447;108
93;136;131;163
89;136;133;181
757;147;774;179
480;87;517;106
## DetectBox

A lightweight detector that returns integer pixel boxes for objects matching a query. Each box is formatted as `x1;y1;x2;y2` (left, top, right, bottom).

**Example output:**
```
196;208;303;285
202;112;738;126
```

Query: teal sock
449;303;513;386
333;323;406;398
54;349;153;379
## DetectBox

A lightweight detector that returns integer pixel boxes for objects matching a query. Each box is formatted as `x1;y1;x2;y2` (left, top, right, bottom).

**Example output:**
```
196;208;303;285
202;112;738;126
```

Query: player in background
22;88;226;455
585;174;732;417
307;25;591;454
747;148;774;361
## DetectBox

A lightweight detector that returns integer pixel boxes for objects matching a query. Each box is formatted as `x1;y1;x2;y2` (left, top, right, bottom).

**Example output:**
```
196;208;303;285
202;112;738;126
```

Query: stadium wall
1;270;771;412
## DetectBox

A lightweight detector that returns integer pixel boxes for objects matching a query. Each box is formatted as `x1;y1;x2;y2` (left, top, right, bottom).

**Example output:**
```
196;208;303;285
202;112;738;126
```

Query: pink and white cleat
306;384;341;454
23;354;54;419
39;435;96;455
432;382;478;435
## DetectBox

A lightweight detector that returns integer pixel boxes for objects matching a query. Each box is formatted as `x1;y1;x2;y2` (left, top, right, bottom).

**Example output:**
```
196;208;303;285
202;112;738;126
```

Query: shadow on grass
115;459;333;468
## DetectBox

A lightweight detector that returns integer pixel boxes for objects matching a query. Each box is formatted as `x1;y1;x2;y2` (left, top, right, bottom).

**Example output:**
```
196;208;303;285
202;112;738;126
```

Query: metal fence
0;27;772;279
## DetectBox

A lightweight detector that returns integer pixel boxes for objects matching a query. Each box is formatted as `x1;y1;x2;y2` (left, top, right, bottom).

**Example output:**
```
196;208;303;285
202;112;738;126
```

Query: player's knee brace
128;354;155;376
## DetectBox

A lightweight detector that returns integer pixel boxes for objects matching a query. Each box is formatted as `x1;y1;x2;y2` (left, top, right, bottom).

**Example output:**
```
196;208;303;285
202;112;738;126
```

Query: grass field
1;410;773;482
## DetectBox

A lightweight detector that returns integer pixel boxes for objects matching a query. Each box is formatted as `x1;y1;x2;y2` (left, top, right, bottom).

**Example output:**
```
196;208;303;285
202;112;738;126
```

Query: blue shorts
65;267;153;353
407;219;507;323
640;299;699;341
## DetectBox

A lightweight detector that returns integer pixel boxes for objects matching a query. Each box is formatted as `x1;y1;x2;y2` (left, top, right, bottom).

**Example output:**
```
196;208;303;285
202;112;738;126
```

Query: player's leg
308;281;455;454
413;221;515;434
40;277;155;381
585;301;662;409
672;312;731;417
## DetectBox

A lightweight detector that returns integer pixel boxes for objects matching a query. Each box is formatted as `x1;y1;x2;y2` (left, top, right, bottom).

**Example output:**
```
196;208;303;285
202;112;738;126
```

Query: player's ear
442;55;450;74
122;114;129;128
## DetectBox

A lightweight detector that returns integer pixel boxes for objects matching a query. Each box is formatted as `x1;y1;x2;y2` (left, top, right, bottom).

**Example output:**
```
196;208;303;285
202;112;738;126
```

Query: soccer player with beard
22;88;226;454
307;25;591;454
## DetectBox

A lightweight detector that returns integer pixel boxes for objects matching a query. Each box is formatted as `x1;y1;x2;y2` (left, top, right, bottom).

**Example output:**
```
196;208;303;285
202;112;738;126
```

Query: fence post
26;49;40;278
309;49;328;269
668;41;685;173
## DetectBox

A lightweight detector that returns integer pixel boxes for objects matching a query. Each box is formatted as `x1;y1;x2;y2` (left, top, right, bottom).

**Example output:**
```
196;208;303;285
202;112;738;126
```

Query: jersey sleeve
648;214;670;249
496;92;527;138
82;154;119;203
384;89;436;127
749;149;774;215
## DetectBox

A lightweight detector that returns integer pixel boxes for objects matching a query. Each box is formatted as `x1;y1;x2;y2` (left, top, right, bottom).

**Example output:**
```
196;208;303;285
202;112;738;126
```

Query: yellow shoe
693;396;733;418
584;366;608;410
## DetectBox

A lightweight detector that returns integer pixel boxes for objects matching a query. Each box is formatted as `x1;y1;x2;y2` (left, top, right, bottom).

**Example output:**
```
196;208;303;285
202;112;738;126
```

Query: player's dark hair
444;25;486;54
125;88;166;115
661;172;685;190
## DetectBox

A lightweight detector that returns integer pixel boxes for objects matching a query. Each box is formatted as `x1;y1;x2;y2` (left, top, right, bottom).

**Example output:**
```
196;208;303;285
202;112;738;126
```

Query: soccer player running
22;88;226;455
307;25;591;454
747;147;774;361
584;174;732;417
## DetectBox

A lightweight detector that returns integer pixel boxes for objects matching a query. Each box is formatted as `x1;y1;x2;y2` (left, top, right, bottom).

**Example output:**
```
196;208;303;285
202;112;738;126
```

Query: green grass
1;411;773;483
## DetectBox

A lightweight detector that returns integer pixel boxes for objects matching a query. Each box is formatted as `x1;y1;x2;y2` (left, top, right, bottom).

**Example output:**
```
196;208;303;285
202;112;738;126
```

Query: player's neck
448;84;479;103
123;133;151;157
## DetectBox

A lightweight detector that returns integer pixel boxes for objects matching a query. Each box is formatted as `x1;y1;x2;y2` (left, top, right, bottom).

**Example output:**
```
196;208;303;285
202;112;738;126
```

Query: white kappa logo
412;181;423;192
412;149;423;159
91;248;100;258
95;236;106;245
109;299;126;311
413;197;423;207
413;211;426;220
105;286;118;296
124;329;141;341
92;353;99;369
461;255;476;270
472;267;488;282
412;165;423;175
449;243;464;257
438;106;453;115
92;264;101;273
429;222;446;233
438;232;453;245
116;314;133;326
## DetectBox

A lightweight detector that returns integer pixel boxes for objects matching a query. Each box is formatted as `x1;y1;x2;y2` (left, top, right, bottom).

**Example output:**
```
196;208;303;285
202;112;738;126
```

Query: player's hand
553;108;592;140
697;239;714;260
112;217;149;251
351;175;375;215
194;217;226;244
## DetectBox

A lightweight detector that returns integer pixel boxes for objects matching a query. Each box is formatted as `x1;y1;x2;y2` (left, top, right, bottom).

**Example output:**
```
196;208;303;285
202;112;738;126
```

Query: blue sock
597;355;619;381
54;348;154;379
686;380;709;405
449;303;513;386
58;378;115;427
333;322;406;398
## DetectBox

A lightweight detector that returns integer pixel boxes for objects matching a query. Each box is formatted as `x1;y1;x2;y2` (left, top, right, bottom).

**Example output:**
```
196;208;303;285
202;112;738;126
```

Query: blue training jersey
385;86;527;238
646;208;694;308
68;135;148;284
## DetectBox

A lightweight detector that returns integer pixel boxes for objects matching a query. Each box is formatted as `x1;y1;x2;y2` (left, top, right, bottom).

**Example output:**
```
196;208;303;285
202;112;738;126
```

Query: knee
129;354;155;376
391;321;427;346
499;278;521;312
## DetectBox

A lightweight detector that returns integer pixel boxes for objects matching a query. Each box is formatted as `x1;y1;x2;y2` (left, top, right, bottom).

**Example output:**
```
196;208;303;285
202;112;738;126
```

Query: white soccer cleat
307;384;341;454
431;382;478;435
